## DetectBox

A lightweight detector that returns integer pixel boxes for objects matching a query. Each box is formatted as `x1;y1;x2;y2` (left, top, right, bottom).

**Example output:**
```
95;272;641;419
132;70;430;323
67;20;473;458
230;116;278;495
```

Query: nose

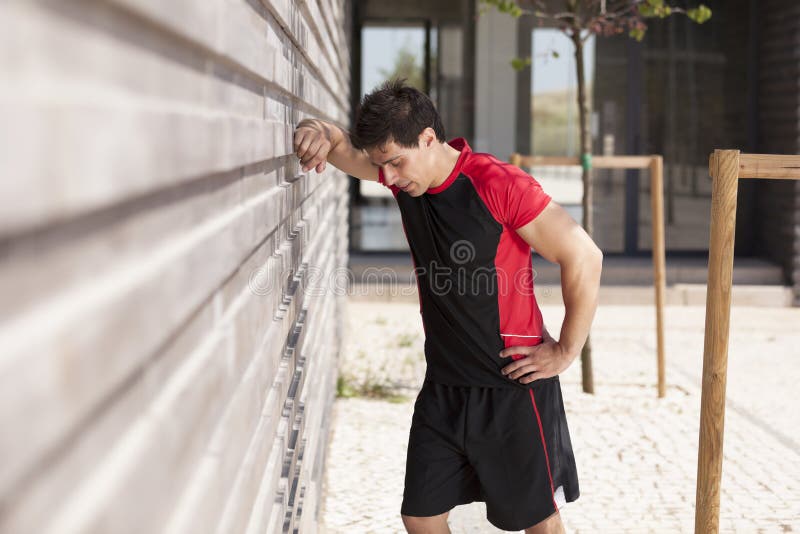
383;167;399;185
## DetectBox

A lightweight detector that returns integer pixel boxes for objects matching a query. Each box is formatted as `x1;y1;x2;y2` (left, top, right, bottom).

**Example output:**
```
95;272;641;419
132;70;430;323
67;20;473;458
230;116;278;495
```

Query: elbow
584;242;603;265
559;245;603;274
587;245;603;278
594;246;603;269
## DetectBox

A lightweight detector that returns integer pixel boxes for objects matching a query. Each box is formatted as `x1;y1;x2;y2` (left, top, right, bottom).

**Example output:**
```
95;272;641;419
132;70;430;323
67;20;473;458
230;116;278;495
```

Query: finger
296;134;317;159
302;153;326;173
293;131;309;156
292;126;304;144
294;119;315;135
499;345;536;358
304;143;332;172
501;359;533;377
300;139;325;167
508;364;538;380
315;161;326;173
518;372;545;385
298;138;315;159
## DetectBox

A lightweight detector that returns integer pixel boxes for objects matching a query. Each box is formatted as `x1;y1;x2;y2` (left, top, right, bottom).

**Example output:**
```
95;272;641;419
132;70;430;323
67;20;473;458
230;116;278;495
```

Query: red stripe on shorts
528;388;558;512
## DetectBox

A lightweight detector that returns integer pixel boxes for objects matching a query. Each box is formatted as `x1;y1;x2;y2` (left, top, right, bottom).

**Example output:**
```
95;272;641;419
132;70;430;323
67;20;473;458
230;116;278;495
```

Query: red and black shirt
378;138;552;389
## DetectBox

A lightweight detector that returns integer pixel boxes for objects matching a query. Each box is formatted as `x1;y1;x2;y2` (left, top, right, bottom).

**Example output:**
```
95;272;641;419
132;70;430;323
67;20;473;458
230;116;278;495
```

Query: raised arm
292;118;379;181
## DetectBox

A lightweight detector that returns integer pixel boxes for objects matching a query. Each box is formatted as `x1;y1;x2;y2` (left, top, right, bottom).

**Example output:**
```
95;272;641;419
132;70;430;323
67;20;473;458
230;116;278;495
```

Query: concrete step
348;253;786;286
347;254;792;307
346;283;794;307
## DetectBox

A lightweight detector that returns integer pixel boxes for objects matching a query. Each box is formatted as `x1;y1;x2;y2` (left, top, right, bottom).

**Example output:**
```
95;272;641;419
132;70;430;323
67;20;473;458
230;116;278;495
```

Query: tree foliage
480;0;711;53
378;47;425;90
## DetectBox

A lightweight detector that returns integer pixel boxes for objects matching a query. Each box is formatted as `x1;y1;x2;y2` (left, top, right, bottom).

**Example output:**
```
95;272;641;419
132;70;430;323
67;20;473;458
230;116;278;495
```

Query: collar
426;137;471;194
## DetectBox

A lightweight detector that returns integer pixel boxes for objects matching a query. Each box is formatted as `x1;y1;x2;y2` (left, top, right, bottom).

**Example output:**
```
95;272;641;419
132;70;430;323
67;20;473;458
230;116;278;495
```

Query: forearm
557;249;603;360
325;123;366;174
298;119;377;181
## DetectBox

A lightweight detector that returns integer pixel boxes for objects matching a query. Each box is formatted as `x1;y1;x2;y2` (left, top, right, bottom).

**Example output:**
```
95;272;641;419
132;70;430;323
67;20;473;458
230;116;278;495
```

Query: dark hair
351;78;446;150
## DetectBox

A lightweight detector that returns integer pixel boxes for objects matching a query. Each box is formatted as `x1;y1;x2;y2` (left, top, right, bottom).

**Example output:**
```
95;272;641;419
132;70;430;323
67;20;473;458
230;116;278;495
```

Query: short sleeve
505;174;552;229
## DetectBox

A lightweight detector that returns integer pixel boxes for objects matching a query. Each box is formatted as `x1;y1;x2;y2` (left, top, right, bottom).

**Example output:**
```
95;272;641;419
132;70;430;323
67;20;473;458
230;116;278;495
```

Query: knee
401;511;449;533
524;511;565;534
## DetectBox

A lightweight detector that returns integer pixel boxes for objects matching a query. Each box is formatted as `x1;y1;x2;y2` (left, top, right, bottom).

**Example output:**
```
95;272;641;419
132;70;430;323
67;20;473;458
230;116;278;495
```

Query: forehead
366;140;416;164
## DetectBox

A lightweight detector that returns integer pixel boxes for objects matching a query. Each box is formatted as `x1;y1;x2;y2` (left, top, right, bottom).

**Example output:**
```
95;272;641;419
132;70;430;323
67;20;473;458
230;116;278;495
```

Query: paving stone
319;302;800;533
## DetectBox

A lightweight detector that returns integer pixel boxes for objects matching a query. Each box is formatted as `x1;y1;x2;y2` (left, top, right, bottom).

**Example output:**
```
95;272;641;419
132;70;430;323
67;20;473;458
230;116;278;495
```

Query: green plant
336;374;358;398
395;333;417;348
335;372;409;403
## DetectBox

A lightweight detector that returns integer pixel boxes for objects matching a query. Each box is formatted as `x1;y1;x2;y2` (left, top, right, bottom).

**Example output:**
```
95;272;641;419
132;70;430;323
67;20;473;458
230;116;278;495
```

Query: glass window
530;29;595;157
528;29;595;225
362;26;426;94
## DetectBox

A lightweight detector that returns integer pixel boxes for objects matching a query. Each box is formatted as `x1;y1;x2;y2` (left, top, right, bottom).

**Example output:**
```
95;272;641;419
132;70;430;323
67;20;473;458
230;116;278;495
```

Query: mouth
398;183;411;190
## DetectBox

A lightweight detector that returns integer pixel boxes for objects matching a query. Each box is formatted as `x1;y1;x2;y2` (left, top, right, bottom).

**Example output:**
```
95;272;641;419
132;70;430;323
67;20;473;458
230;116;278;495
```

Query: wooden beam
593;155;655;168
738;153;800;179
511;154;655;169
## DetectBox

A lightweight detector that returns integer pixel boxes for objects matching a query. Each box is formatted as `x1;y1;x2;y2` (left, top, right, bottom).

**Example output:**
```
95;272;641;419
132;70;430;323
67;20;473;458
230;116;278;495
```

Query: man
293;80;602;534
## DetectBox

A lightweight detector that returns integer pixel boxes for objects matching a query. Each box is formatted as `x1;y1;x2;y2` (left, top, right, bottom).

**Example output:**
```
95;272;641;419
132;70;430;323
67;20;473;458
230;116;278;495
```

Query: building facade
349;0;800;305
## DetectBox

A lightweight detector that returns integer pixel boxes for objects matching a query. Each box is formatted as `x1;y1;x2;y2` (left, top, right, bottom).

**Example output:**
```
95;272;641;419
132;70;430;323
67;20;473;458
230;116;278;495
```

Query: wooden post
695;149;740;534
649;156;667;398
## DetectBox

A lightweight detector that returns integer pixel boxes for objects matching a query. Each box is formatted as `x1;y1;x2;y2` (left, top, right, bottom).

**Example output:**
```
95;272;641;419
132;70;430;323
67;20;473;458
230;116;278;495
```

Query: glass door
528;28;595;232
351;24;428;253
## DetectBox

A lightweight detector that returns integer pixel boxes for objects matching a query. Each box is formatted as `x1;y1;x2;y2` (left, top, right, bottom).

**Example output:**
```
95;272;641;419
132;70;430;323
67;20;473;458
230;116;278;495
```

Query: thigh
464;379;579;531
400;381;482;517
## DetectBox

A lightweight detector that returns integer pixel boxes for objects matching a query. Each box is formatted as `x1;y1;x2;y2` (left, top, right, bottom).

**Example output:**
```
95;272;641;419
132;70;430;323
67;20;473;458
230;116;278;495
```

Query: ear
419;127;436;148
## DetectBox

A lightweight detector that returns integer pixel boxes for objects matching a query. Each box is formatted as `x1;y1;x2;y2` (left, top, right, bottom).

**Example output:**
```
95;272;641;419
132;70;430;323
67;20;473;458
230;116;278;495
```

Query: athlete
293;79;602;534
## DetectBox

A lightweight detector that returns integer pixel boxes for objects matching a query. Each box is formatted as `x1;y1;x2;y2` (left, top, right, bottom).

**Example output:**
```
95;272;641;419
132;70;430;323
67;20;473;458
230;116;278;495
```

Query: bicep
514;200;599;264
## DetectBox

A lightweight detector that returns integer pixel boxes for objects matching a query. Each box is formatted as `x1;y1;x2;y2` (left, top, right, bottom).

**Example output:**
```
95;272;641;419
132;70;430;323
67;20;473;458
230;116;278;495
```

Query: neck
428;142;462;189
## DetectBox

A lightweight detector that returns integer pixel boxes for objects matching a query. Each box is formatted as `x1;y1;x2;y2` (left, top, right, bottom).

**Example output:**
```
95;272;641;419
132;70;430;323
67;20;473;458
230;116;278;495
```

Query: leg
401;510;451;534
402;383;479;532
466;382;579;532
524;510;565;534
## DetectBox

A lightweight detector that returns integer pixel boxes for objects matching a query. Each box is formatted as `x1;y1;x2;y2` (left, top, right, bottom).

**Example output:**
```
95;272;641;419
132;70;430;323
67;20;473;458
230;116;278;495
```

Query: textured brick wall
0;1;350;532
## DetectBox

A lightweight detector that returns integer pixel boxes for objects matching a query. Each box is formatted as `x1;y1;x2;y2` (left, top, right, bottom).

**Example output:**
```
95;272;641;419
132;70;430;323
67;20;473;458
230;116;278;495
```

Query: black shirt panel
396;175;524;388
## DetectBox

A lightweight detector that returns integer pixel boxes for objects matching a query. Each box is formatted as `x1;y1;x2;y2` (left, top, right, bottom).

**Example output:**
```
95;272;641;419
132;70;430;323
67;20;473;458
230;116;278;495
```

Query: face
366;129;437;197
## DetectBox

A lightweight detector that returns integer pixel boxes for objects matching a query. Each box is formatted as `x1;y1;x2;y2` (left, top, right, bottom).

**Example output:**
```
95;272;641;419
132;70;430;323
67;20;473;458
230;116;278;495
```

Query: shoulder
461;151;551;229
462;151;542;191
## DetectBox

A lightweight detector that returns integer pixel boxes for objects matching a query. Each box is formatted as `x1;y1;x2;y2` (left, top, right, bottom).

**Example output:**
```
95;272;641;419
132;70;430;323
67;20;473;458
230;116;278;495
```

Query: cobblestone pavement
319;300;800;533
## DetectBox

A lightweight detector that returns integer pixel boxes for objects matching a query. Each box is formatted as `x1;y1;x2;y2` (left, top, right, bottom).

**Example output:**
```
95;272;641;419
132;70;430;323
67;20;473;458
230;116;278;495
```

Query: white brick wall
0;1;350;532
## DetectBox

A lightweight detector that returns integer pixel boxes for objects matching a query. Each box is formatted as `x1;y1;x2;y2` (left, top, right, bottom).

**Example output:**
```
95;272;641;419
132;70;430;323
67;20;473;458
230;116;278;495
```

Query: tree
378;46;426;91
481;0;711;394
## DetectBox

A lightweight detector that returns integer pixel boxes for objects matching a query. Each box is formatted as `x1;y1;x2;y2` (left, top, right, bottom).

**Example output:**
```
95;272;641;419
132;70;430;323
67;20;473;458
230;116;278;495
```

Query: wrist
556;341;580;363
326;122;344;150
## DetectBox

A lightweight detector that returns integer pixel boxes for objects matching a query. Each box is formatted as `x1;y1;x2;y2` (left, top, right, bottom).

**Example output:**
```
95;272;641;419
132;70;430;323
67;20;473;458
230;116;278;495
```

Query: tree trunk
572;30;595;395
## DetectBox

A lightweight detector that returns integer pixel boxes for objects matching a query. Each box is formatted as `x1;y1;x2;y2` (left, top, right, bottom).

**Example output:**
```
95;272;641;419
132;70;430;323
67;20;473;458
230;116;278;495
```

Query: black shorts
400;377;580;531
